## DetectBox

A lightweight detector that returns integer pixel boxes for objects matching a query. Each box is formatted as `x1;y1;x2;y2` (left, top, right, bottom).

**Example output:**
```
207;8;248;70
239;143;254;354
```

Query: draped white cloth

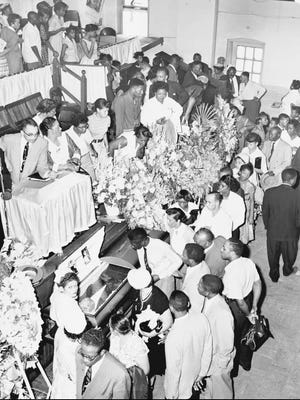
0;66;52;106
0;172;96;257
99;37;141;64
61;64;107;103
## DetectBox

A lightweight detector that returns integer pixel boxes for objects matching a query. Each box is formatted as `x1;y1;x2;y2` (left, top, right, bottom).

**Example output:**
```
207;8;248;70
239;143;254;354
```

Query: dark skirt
147;337;166;377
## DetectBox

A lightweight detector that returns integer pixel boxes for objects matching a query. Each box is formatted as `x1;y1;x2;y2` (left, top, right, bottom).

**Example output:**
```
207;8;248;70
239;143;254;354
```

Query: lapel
14;134;22;182
76;350;86;399
21;139;36;178
83;353;109;399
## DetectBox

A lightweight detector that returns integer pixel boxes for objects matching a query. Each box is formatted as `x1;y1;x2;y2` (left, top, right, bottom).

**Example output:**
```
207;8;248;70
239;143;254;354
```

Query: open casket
56;227;135;326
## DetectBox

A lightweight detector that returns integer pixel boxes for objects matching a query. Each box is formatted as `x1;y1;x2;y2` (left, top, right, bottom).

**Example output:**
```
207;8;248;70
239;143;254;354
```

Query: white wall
216;0;300;88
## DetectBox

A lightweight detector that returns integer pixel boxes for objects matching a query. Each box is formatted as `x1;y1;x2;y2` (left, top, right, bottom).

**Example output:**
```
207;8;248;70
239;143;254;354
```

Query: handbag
241;314;273;351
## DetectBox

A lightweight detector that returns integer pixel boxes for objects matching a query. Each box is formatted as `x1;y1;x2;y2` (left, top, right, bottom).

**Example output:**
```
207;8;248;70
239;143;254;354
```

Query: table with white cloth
98;36;141;64
0;172;96;257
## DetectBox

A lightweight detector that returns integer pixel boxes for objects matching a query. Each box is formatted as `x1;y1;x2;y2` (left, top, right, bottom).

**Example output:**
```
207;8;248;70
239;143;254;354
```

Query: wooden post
52;54;61;90
80;70;87;114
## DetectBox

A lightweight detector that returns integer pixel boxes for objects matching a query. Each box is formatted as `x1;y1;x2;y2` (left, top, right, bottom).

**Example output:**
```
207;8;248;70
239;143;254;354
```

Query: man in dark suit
220;66;240;101
76;328;131;399
188;53;209;76
194;228;228;278
0;149;12;248
262;168;300;282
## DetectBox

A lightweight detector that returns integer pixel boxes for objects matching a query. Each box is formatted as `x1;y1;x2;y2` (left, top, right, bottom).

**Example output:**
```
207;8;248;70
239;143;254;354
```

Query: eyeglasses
23;131;38;137
78;349;99;362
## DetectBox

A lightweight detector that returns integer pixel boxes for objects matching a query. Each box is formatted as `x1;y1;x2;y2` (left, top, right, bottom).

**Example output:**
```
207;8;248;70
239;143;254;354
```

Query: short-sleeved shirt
88;113;111;141
222;257;260;300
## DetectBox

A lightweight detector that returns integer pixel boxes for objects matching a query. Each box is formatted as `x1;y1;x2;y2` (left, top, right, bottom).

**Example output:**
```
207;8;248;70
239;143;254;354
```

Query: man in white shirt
221;239;262;376
164;290;212;399
194;192;233;239
238;71;266;122
280;119;300;155
128;227;182;297
198;274;235;399
22;12;42;71
76;328;131;399
181;243;210;314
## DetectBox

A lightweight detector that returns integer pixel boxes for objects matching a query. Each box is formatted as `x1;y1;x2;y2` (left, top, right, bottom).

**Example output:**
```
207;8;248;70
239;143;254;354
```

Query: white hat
127;268;152;290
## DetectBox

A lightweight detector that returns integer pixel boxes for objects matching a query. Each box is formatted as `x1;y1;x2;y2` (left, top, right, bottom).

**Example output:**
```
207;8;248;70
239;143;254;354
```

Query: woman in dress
171;189;199;225
165;208;195;256
127;268;173;383
88;98;110;158
108;124;152;163
60;25;79;64
218;175;246;240
50;268;87;399
65;113;97;181
37;10;58;66
238;163;255;244
109;312;149;399
80;24;98;65
141;81;183;145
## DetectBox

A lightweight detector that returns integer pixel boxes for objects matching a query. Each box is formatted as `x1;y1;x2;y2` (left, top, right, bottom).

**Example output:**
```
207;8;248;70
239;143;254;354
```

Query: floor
32;217;300;399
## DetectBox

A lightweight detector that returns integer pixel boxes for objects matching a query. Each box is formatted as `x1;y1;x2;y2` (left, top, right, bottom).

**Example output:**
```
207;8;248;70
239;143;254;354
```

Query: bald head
194;228;214;249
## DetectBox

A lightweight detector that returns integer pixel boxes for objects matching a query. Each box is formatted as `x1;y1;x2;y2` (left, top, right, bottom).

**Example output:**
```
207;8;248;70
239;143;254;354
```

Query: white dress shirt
169;222;195;255
46;132;70;172
182;261;210;313
22;22;41;63
222;257;260;300
137;237;182;279
164;312;212;399
203;294;235;375
239;81;266;100
220;191;245;231
194;207;233;239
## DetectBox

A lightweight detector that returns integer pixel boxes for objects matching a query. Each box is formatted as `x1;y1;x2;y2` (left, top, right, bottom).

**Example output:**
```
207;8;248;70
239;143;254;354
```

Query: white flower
183;160;191;168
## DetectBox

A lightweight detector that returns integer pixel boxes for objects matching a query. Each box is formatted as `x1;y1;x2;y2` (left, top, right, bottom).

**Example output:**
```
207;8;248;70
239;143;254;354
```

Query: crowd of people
1;1;300;399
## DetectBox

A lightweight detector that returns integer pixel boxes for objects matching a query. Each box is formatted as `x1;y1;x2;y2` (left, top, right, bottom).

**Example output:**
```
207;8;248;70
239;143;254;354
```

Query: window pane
245;47;254;59
244;59;253;72
236;59;244;71
254;48;263;60
252;73;260;83
237;46;245;59
253;61;262;74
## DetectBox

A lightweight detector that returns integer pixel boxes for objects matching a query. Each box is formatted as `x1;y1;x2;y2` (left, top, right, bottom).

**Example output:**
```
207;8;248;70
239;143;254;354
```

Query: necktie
143;247;152;275
268;142;275;163
82;366;92;395
20;141;29;173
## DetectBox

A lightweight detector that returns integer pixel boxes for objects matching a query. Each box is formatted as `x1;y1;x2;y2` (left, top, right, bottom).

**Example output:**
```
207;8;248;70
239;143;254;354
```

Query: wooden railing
52;55;87;113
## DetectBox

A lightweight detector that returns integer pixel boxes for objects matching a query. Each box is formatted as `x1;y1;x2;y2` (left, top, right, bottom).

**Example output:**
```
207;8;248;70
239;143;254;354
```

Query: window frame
122;0;149;36
226;38;265;83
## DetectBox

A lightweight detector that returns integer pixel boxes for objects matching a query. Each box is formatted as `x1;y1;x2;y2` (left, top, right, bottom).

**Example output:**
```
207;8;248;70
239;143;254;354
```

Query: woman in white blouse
80;24;98;65
165;208;195;256
141;81;183;145
109;312;149;399
218;175;246;240
40;117;79;173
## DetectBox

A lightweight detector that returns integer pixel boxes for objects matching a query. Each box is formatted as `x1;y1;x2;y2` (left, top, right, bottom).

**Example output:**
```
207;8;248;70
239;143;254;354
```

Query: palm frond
193;103;216;123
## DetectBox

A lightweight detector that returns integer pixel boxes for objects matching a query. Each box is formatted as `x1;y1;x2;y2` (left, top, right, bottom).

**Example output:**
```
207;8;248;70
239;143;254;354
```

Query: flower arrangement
0;271;43;398
93;96;238;230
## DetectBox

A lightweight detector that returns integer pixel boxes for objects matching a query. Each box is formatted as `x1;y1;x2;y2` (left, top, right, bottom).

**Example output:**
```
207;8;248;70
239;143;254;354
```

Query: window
226;39;265;83
122;0;149;36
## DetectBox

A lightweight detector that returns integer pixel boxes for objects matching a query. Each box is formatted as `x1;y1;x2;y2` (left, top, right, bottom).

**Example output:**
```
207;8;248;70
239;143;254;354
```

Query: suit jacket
182;70;203;89
262;184;300;240
262;139;292;176
0;133;49;185
188;61;209;76
205;236;228;277
76;351;131;399
0;149;12;191
149;80;189;106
